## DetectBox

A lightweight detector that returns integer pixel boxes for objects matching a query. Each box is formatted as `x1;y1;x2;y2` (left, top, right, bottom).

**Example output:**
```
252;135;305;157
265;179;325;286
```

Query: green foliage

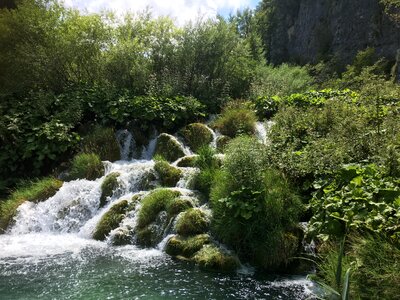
154;133;186;162
92;200;129;241
165;234;211;258
193;245;240;272
99;172;120;208
154;160;182;187
68;153;104;181
250;64;313;100
193;146;220;196
81;126;120;162
179;123;213;153
213;102;257;138
0;177;62;232
308;164;400;243
175;208;209;236
136;189;181;229
210;136;302;270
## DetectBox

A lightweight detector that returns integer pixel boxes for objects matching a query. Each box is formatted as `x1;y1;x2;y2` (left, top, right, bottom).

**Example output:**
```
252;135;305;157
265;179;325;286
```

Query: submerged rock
154;133;186;162
99;172;120;207
179;123;213;152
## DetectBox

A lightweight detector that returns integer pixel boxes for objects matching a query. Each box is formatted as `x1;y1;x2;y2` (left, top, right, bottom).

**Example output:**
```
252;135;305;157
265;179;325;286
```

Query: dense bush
68;153;104;181
213;102;257;138
193;146;220;196
210;136;302;270
308;164;400;243
81;126;120;162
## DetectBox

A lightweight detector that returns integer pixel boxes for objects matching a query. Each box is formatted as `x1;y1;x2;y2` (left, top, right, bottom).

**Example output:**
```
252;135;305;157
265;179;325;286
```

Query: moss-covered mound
154;160;182;187
193;245;240;272
166;197;194;216
165;234;211;257
176;155;197;167
179;123;213;152
154;133;185;162
136;189;181;229
175;208;209;236
82;126;120;161
99;172;120;207
68;153;104;180
0;177;63;233
216;135;231;153
92;200;129;241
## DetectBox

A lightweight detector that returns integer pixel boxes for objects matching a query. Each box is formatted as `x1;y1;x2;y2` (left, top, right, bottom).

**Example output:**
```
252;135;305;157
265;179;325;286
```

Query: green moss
68;153;104;180
165;234;211;257
154;133;185;162
167;197;194;216
193;245;240;272
0;177;63;233
175;208;209;236
179;123;213;152
176;155;197;167
213;104;257;138
136;189;181;229
216;135;231;153
82;126;120;161
154;160;182;187
99;172;120;207
92;200;128;241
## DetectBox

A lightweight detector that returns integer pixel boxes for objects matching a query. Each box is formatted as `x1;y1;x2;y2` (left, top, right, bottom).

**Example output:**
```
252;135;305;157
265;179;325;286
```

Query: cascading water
0;125;314;300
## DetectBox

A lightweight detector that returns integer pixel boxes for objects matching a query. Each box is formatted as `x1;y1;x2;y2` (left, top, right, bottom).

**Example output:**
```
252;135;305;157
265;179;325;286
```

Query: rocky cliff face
266;0;400;66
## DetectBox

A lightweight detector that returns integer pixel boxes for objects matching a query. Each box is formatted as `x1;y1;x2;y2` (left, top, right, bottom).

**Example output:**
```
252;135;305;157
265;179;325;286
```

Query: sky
63;0;260;24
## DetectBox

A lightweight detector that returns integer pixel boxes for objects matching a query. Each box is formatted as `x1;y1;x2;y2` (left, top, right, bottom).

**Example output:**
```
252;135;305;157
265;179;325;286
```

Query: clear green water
0;234;314;300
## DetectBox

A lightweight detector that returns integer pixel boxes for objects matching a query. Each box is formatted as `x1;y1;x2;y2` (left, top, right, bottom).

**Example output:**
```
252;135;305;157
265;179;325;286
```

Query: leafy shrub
210;136;302;270
179;123;213;152
308;164;400;243
81;126;120;161
92;200;129;241
213;102;257;138
0;177;63;232
175;208;209;236
68;153;104;180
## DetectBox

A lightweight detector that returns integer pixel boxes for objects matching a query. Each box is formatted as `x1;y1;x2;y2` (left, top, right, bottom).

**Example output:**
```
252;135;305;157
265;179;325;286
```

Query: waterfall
255;121;275;145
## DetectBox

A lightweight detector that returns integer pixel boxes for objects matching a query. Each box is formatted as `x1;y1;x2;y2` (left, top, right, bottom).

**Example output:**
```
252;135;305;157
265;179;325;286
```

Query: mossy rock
68;153;104;180
213;106;257;138
179;123;213;153
154;133;186;162
92;200;129;241
111;228;134;246
166;197;194;217
136;211;168;247
136;189;181;229
0;178;63;233
216;135;231;153
176;155;197;167
154;161;182;187
175;208;209;236
99;172;120;208
165;234;211;257
82;126;120;161
193;245;240;272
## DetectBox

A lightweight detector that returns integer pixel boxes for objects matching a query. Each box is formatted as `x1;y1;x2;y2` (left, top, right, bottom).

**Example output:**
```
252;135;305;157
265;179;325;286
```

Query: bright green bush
81;126;120;161
68;153;104;180
175;208;209;236
179;123;213;153
92;200;128;241
308;164;400;243
99;172;120;207
193;146;220;196
213;102;257;138
210;136;302;270
0;177;63;232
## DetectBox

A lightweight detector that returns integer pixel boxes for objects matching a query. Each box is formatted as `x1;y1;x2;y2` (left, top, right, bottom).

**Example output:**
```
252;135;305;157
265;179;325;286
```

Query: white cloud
63;0;255;24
